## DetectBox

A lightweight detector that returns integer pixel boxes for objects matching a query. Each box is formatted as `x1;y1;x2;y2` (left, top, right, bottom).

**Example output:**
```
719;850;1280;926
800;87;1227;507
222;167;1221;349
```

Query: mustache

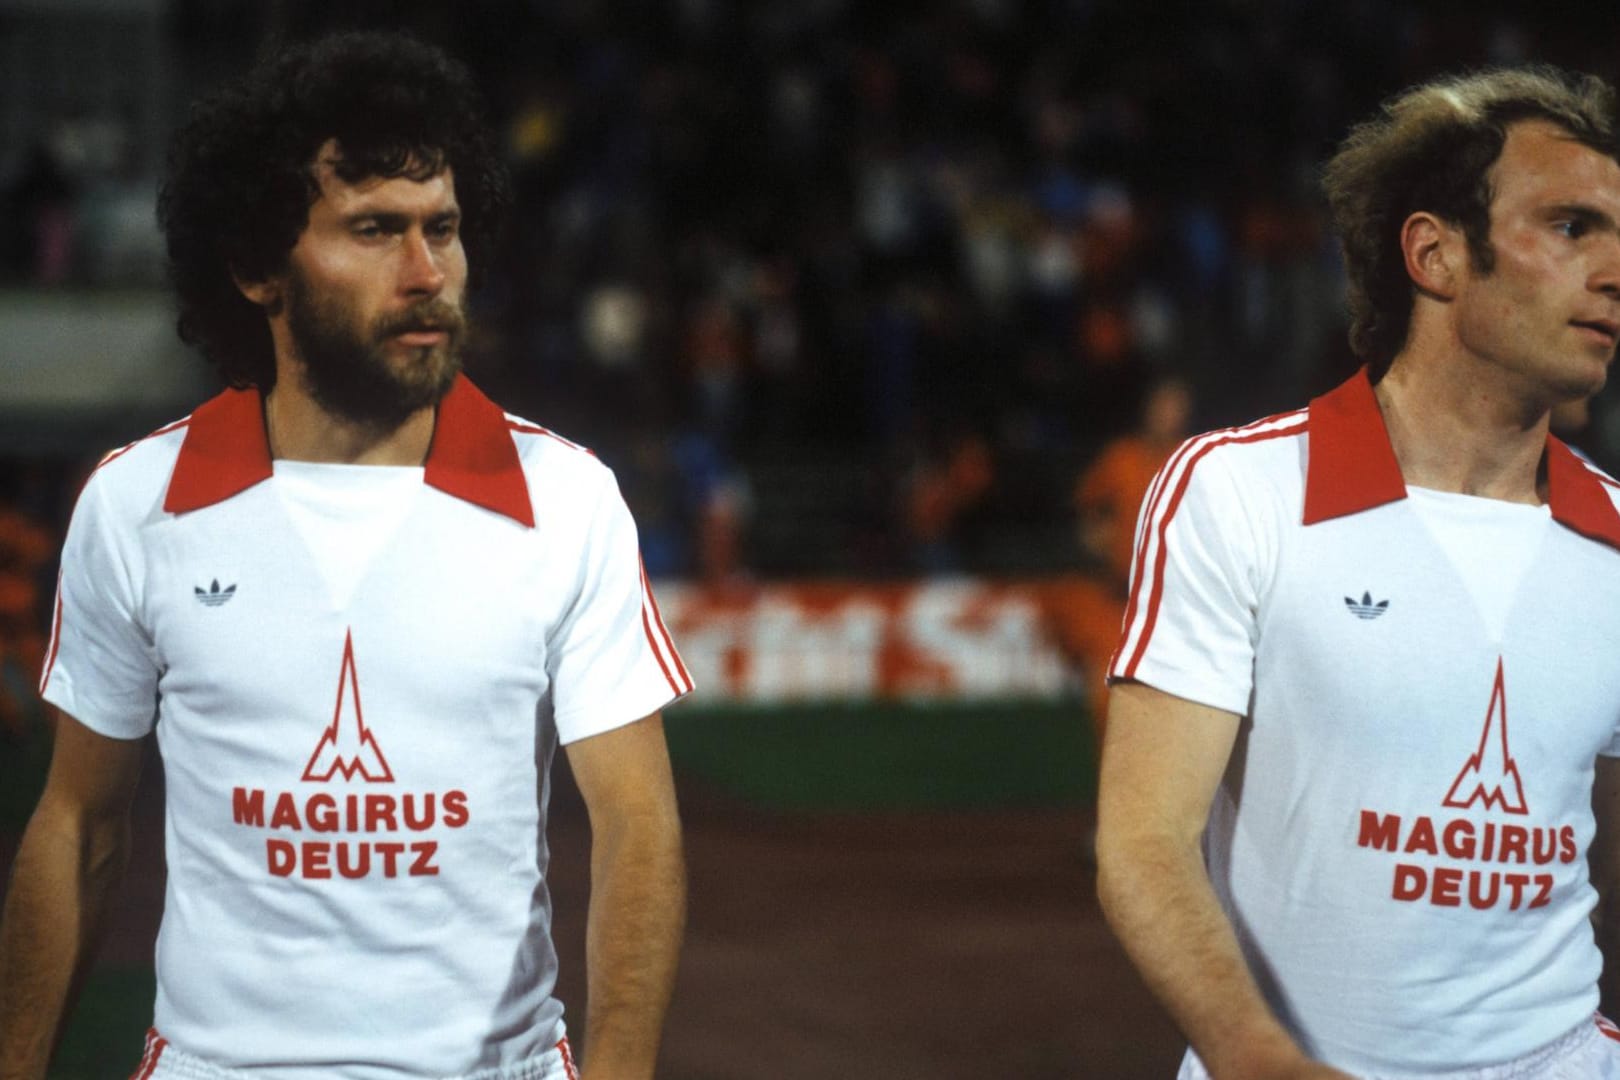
374;301;465;338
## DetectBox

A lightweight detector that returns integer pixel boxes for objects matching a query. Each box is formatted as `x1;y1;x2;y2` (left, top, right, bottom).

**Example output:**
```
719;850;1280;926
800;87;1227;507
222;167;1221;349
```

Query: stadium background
4;1;1620;1076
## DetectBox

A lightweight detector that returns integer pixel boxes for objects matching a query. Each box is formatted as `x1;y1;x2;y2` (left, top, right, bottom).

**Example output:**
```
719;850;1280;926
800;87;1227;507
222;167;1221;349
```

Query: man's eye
353;222;384;238
1556;219;1589;239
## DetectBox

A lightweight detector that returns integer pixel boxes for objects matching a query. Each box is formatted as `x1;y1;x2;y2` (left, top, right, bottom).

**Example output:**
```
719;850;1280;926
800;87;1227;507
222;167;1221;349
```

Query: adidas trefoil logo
194;579;237;607
1344;590;1389;620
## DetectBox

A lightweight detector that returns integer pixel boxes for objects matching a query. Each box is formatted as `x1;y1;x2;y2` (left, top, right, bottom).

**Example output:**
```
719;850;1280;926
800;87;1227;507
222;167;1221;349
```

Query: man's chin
302;354;461;431
1577;363;1608;399
383;359;461;419
1551;353;1610;398
412;347;462;396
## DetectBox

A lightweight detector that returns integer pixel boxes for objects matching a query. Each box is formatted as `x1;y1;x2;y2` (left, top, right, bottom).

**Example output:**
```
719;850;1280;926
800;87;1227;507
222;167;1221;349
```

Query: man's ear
233;268;284;314
1401;211;1466;302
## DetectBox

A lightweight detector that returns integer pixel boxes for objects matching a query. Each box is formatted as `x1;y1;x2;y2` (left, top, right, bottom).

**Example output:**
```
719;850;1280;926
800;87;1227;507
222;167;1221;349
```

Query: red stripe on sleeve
640;598;682;696
94;418;190;478
1112;431;1206;673
639;558;691;693
1121;420;1305;680
636;563;684;696
506;420;597;457
45;417;194;696
38;568;64;694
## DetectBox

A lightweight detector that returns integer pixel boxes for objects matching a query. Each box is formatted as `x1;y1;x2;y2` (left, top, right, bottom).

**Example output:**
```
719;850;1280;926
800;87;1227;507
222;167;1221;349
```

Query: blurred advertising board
655;579;1086;703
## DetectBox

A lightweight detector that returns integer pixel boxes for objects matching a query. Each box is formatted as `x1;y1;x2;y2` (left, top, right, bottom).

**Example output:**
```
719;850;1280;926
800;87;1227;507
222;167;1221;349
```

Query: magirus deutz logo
229;630;470;880
1354;659;1575;912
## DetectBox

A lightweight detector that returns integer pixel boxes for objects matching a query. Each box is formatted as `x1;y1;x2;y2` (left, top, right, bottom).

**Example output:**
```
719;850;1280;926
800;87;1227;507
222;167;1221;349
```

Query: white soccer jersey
1111;369;1620;1074
40;375;692;1077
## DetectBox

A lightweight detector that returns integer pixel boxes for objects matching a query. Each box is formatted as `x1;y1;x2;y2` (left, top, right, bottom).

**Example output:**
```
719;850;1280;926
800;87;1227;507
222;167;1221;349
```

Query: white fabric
1176;1017;1620;1080
271;461;423;610
1405;486;1551;642
142;1030;579;1080
43;412;689;1077
1111;415;1620;1074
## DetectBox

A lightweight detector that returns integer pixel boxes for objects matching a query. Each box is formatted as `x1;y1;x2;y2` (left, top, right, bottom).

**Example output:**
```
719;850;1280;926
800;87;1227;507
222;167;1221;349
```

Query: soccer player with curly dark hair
159;30;510;416
0;31;689;1080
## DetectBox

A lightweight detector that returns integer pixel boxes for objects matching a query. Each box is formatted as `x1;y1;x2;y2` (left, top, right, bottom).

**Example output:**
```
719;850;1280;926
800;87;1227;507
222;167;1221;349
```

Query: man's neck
1373;354;1549;504
263;383;436;466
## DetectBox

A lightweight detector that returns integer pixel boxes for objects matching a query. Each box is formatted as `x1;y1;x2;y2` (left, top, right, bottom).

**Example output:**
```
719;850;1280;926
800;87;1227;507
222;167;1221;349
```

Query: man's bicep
36;709;145;823
1099;681;1242;846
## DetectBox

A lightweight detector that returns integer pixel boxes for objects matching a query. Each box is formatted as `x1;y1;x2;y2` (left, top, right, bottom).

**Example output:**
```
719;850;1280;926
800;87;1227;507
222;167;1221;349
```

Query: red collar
1303;368;1620;550
162;374;534;527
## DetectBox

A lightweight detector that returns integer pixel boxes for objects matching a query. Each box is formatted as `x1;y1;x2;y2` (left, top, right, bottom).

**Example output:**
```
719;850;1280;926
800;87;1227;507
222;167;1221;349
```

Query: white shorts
1177;1015;1620;1080
127;1028;580;1080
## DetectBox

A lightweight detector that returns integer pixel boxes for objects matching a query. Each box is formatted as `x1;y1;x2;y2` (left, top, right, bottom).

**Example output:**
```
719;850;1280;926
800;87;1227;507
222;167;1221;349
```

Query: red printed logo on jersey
1353;657;1576;912
302;630;394;783
1440;659;1528;815
229;627;471;881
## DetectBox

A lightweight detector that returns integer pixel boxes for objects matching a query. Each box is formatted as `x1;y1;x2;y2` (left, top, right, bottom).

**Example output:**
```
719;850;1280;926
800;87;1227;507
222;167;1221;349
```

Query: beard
283;270;467;430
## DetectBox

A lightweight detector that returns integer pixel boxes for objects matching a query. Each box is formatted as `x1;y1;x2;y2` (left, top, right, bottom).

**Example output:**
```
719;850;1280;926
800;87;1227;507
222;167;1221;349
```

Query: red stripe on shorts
128;1027;167;1080
558;1036;580;1080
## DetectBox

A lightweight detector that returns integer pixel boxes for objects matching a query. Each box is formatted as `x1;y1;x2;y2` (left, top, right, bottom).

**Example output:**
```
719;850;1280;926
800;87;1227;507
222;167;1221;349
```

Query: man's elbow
1094;817;1196;935
1094;816;1147;933
594;799;683;864
82;814;134;888
23;793;133;881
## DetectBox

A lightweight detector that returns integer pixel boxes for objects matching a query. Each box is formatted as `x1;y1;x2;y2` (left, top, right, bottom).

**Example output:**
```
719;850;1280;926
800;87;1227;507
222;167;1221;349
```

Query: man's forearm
581;809;685;1080
0;803;130;1079
1097;683;1352;1080
1598;887;1620;1020
1096;833;1340;1080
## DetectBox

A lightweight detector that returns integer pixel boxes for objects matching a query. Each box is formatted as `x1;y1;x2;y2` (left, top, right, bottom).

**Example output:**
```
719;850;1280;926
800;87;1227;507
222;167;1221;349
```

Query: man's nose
399;229;446;296
1592;233;1620;300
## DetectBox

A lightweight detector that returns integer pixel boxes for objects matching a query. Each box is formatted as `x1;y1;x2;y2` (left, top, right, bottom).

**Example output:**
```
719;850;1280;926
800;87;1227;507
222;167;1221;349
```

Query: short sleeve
40;472;160;738
547;470;693;744
1108;445;1266;716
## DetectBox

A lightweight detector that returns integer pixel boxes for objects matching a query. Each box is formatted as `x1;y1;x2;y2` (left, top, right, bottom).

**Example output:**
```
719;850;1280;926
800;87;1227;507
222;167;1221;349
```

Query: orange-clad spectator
1078;375;1193;582
1046;375;1192;738
0;502;53;740
904;431;995;574
1077;302;1133;372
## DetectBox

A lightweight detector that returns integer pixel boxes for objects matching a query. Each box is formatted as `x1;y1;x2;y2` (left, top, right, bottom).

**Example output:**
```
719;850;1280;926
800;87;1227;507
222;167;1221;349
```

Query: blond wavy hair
1323;66;1619;378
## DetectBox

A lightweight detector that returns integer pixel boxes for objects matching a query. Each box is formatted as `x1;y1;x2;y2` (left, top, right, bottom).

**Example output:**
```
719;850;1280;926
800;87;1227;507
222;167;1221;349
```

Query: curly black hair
158;31;511;390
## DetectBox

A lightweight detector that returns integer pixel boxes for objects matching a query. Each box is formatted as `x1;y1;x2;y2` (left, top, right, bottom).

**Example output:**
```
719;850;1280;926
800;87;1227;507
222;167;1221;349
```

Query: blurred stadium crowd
5;0;1620;687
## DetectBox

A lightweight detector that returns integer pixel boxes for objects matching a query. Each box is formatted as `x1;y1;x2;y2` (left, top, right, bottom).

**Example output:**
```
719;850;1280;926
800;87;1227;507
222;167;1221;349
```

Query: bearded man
0;31;691;1080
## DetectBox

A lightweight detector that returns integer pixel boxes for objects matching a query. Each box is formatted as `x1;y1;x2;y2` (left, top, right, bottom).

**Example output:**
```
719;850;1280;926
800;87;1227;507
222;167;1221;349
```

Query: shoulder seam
1120;410;1306;642
91;417;192;478
1112;414;1308;680
506;419;598;458
1575;456;1620;491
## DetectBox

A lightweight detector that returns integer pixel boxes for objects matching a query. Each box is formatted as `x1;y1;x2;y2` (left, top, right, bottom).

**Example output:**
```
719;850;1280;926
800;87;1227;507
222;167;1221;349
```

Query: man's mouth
380;299;463;343
1572;317;1620;346
393;326;448;346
